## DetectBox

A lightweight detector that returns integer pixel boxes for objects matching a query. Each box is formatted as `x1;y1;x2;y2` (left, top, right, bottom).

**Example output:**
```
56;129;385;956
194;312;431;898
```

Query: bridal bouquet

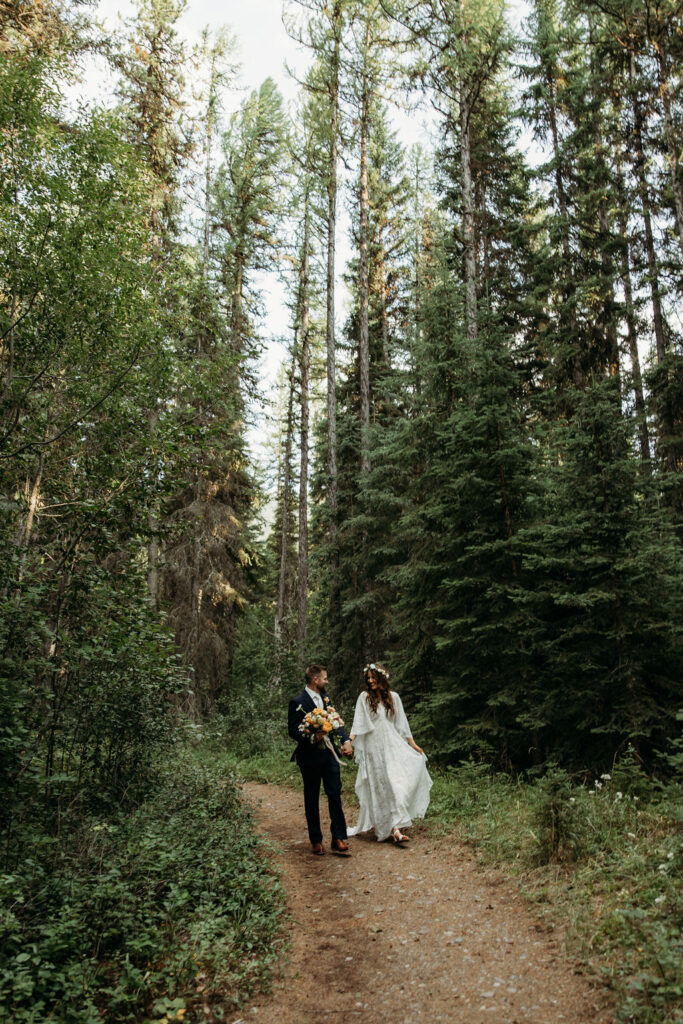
298;705;346;764
298;706;345;742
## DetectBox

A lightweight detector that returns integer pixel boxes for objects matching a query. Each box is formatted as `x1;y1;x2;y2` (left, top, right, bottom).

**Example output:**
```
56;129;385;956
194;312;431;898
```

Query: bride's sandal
392;828;410;844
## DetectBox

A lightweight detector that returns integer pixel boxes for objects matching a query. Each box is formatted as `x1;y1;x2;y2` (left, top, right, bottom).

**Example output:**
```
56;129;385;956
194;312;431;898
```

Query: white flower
627;832;636;839
589;790;595;795
658;863;668;872
296;704;303;712
595;780;603;790
615;792;623;800
667;852;674;860
654;896;665;905
601;773;611;781
634;796;639;802
569;797;576;804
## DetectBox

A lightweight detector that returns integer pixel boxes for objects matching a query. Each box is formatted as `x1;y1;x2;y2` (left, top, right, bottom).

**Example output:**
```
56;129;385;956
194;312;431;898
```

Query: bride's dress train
347;690;432;841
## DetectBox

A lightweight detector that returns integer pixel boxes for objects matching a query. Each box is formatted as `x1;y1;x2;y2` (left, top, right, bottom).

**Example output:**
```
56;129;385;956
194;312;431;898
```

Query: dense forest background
1;0;682;1018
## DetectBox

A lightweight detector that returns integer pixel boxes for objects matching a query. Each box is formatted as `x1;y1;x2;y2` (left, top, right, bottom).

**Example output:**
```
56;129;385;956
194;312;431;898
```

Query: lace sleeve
350;692;375;738
391;692;413;739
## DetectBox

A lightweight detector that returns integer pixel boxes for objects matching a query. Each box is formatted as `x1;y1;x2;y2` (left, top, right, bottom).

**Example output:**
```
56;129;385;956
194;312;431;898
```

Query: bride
347;663;432;843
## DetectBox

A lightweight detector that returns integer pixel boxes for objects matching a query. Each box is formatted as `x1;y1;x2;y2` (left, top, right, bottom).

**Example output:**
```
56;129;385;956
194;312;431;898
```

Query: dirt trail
238;782;613;1024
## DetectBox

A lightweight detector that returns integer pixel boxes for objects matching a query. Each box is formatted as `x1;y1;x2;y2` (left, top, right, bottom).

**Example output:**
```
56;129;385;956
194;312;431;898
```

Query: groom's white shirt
305;685;324;709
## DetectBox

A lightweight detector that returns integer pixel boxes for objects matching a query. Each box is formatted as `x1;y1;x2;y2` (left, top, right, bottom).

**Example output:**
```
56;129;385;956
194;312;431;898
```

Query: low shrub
528;765;592;863
0;752;284;1023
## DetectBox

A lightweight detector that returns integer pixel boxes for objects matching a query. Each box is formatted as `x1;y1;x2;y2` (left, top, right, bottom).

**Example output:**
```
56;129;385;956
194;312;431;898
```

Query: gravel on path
238;782;614;1024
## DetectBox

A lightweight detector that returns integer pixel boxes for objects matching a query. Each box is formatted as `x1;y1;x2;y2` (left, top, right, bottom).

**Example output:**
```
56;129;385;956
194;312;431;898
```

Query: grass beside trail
216;727;682;1024
426;760;682;1024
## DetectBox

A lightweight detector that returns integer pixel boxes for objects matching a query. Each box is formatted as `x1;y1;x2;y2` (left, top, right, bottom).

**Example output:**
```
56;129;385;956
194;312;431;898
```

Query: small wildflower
595;780;603;790
615;792;623;800
601;773;611;781
667;852;674;860
569;797;576;804
589;790;595;795
658;863;668;872
627;832;636;839
633;796;639;802
654;896;665;905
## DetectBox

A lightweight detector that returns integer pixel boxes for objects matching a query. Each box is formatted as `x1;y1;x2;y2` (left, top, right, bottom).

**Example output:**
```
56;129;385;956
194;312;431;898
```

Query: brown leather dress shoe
310;842;325;856
331;838;351;856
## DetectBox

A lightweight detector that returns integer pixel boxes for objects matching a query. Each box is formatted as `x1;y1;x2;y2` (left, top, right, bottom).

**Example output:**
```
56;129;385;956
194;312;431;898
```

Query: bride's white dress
347;690;432;841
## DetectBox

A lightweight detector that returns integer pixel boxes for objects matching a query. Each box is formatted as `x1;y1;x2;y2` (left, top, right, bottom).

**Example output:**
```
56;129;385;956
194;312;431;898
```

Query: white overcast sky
81;0;315;468
78;0;434;478
72;0;539;517
93;0;306;99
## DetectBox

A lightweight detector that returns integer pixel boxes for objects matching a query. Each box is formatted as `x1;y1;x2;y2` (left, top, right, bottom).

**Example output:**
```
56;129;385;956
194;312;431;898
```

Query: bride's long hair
364;664;393;716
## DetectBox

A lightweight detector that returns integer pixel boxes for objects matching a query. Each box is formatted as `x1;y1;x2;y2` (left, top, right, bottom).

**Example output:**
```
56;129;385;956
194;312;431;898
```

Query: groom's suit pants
297;753;347;844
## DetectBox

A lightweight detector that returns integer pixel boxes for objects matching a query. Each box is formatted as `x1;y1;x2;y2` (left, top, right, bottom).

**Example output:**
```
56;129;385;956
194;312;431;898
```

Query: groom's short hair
305;663;326;685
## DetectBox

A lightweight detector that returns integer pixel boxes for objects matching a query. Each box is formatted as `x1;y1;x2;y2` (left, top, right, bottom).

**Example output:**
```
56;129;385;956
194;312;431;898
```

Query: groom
288;664;353;857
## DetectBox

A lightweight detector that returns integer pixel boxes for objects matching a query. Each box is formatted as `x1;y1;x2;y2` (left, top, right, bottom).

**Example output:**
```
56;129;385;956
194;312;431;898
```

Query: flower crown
364;662;389;681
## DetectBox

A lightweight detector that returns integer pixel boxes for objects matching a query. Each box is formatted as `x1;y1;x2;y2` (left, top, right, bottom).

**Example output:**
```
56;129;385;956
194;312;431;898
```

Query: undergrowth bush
420;754;682;1024
0;752;284;1023
528;765;591;863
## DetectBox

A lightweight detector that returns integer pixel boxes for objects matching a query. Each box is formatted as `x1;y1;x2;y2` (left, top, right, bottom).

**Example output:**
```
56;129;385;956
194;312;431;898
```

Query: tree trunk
202;49;214;284
359;43;371;475
459;82;477;342
596;201;620;383
655;41;683;257
411;154;423;388
616;158;651;468
276;356;296;644
199;88;213;357
629;51;676;473
16;451;45;584
378;223;390;366
629;52;668;369
147;409;160;608
297;192;311;665
203;124;211;280
326;2;341;628
545;66;582;388
230;257;244;356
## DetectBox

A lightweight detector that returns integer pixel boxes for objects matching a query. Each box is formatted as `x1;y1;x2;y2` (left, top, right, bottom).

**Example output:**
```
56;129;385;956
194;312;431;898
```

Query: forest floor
235;781;615;1024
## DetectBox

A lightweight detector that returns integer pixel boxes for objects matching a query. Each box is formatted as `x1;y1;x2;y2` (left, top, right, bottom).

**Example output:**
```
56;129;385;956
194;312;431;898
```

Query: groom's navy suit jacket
288;688;350;765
